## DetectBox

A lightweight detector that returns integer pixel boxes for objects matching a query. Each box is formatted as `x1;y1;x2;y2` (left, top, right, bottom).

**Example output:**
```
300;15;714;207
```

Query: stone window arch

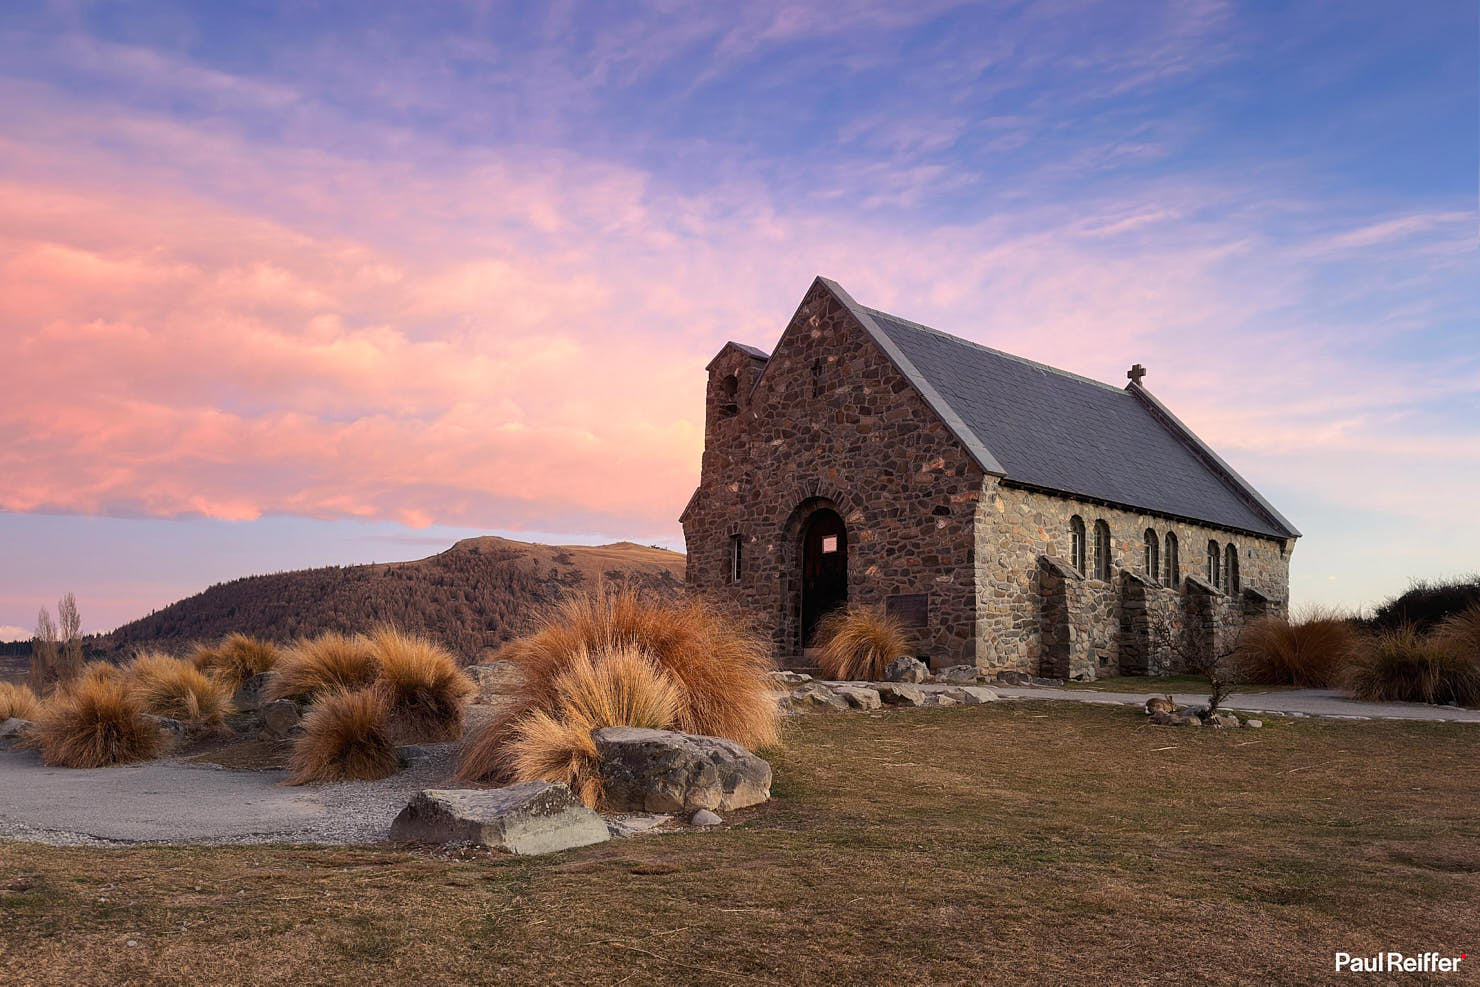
1225;542;1240;595
718;373;739;418
1144;528;1159;582
1069;515;1086;574
1207;540;1221;589
1164;532;1179;586
1093;520;1111;580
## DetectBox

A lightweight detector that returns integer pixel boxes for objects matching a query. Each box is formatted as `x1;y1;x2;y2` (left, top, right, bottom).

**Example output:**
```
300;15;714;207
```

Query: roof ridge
861;306;1126;395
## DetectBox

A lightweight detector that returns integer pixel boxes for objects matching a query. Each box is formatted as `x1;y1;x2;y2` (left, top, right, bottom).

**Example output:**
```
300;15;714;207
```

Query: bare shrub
266;631;377;703
28;608;59;694
815;605;909;681
366;626;476;743
57;593;83;683
287;686;399;785
34;674;161;768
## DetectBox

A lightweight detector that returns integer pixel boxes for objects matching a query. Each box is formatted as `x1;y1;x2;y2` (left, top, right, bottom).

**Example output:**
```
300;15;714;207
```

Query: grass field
3;702;1477;984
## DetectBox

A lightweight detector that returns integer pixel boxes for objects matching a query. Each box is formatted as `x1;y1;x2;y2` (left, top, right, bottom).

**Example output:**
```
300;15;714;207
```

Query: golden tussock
191;633;281;689
287;686;399;785
0;681;42;721
814;605;910;682
266;631;377;703
365;626;476;743
125;651;235;729
33;674;162;768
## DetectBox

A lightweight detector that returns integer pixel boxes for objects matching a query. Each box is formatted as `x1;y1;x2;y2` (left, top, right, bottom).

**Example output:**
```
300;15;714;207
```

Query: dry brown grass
65;661;124;693
0;681;41;721
500;645;683;805
1343;626;1480;707
455;587;776;785
1436;602;1480;660
287;686;399;785
1235;607;1359;687
266;632;377;703
32;674;162;768
191;633;281;689
124;652;234;729
815;604;909;681
366;626;476;743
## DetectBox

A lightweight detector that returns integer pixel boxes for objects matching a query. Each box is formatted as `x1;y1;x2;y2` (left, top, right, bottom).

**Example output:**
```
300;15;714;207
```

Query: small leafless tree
1147;609;1244;715
57;592;83;682
29;607;59;694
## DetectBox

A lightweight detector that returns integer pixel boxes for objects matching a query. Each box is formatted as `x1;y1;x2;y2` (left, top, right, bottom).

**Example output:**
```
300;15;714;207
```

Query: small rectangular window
821;535;838;554
729;534;743;582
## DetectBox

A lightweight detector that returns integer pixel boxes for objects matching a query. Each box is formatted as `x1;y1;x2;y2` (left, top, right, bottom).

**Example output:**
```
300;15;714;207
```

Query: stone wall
974;480;1292;676
682;280;986;665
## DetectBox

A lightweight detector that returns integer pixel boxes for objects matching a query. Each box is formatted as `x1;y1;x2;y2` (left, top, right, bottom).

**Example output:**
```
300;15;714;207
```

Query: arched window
1093;520;1112;580
718;374;739;418
1207;540;1221;589
1164;532;1179;586
1225;543;1240;595
1144;529;1159;582
1069;516;1086;574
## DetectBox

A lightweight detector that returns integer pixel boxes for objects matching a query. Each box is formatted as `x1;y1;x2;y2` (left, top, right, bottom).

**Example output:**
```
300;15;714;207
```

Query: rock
604;813;672;839
1144;695;1176;715
832;685;882;711
1149;710;1202;727
1210;713;1241;729
875;683;925;707
765;670;813;688
0;717;35;749
1181;705;1210;720
1244;719;1263;729
389;782;610;855
143;714;187;740
593;726;771;814
992;670;1034;687
883;657;928;683
471;661;524;701
689;809;723;827
785;684;849;711
233;673;273;714
946;686;998;705
934;664;978;685
932;693;961;707
259;699;300;739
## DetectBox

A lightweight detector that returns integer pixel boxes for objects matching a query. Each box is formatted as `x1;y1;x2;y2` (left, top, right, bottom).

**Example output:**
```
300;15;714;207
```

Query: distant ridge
99;536;686;660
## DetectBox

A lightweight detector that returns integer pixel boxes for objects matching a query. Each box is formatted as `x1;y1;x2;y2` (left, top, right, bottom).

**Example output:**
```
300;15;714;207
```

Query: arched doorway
801;508;847;647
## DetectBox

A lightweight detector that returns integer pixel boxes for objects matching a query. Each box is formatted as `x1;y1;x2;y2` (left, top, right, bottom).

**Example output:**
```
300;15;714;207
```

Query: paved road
985;685;1480;722
0;744;457;846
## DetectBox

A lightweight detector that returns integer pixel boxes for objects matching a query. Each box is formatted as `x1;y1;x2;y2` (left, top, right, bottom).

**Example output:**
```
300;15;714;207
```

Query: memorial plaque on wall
885;592;929;628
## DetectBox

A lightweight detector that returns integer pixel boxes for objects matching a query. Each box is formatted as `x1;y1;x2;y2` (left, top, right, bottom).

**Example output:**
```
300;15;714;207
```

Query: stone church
680;277;1300;678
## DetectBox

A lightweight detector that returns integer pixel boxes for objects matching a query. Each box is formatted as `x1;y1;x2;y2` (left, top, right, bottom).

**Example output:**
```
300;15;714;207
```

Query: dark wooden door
801;509;847;646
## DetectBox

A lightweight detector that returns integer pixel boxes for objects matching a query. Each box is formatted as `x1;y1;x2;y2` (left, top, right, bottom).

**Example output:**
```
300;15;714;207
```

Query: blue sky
0;0;1475;636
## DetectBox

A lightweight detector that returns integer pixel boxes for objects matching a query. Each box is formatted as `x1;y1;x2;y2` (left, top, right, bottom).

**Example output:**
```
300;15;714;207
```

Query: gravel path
985;685;1480;722
0;743;460;847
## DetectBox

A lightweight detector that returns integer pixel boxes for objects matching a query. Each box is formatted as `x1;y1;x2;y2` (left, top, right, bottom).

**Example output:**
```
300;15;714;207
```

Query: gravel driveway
0;743;459;847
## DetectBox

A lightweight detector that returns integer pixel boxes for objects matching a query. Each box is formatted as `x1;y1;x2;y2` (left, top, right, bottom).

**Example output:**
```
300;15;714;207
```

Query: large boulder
934;665;978;685
259;699;301;739
389;783;610;855
0;717;35;750
471;661;525;701
832;685;882;711
883;657;928;684
594;727;771;814
233;672;273;714
784;684;849;712
876;683;926;707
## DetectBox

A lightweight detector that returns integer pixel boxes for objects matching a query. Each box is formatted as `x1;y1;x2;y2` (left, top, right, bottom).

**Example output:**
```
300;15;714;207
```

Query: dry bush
125;651;234;729
366;626;476;742
456;586;775;785
1435;603;1480;661
1343;627;1480;708
0;681;42;721
266;631;377;703
191;633;280;688
497;646;682;805
287;686;399;785
815;605;910;681
1234;607;1359;687
33;674;162;768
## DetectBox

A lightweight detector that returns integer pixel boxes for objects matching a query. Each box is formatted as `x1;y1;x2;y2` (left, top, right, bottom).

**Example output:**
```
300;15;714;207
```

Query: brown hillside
100;537;686;661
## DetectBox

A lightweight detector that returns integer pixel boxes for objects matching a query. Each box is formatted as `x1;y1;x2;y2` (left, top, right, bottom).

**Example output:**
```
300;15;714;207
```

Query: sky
0;0;1476;638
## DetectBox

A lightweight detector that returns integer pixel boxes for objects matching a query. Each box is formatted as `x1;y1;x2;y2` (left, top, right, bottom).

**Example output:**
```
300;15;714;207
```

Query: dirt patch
185;737;294;771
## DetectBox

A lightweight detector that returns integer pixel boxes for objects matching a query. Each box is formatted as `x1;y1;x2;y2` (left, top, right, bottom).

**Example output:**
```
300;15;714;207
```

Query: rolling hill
98;536;687;661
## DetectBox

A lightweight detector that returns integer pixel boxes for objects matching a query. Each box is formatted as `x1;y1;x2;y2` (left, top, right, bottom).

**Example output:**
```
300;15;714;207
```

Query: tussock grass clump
267;631;377;703
455;587;777;786
191;633;280;688
1234;607;1359;687
499;646;683;805
125;652;234;729
815;605;910;681
1435;603;1480;661
287;686;399;785
1343;627;1480;708
34;674;162;768
0;681;42;721
366;626;476;743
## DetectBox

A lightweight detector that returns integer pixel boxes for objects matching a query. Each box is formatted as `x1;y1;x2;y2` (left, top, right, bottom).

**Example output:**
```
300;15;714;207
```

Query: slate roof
816;279;1297;539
